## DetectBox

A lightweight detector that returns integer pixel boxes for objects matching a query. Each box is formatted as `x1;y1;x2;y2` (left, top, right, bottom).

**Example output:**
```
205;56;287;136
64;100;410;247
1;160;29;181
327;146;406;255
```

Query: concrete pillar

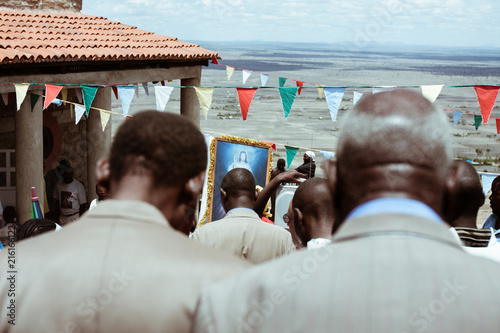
86;87;112;203
181;75;201;128
15;89;44;224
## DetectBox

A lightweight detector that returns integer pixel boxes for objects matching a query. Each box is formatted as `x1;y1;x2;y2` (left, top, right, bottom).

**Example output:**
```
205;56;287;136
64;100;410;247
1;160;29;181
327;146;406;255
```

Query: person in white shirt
291;177;335;249
53;164;87;225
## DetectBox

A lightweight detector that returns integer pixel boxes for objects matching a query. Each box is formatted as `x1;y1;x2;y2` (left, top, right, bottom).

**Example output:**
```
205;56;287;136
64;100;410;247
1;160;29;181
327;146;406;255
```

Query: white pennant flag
421;85;443;103
324;87;346;122
261;74;269;87
100;111;111;131
155;86;174;112
14;83;30;111
142;82;150;96
242;70;252;84
194;87;214;120
353;91;363;106
75;104;86;124
117;86;136;117
373;86;395;94
226;67;235;81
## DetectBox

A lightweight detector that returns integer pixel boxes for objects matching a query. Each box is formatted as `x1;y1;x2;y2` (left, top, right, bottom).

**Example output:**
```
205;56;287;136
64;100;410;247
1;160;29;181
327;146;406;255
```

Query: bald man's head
330;89;454;222
221;168;256;199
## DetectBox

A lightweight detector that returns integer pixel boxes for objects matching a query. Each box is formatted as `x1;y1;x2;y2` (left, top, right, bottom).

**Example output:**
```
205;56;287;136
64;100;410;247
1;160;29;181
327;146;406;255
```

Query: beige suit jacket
0;200;250;333
193;213;500;333
191;208;295;264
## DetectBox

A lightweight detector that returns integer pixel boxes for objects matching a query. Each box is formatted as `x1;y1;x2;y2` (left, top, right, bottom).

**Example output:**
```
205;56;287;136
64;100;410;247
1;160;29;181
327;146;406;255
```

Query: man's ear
324;159;337;200
185;171;205;197
293;207;305;246
95;158;110;185
443;160;465;224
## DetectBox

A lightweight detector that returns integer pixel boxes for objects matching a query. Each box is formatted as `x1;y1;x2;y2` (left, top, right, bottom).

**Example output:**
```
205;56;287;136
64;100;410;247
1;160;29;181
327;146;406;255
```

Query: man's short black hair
293;178;334;219
109;111;207;188
221;168;255;198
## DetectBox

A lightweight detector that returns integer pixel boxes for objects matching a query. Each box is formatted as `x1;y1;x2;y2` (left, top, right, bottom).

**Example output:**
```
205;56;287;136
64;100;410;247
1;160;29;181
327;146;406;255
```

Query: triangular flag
285;146;299;168
112;86;119;100
226;67;235;81
75;104;85;125
262;141;277;151
61;88;68;105
372;86;395;94
1;93;8;106
324;87;346;122
261;74;269;87
14;83;30;111
44;84;63;109
474;115;482;130
296;81;304;95
279;77;287;87
242;70;252;84
155;86;174;112
81;85;99;114
353;92;363;106
320;151;335;159
194;87;214;120
161;81;165;86
117;86;136;117
474;86;500;124
75;88;83;103
100;111;111;131
421;85;443;103
236;88;258;120
211;54;219;65
317;85;324;98
453;111;463;126
279;87;299;118
135;85;140;98
496;119;500;134
30;93;40;112
142;82;149;96
51;98;62;106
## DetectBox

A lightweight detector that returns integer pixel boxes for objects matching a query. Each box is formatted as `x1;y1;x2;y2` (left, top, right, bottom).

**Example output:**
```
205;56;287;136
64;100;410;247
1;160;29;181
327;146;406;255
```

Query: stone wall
0;0;82;12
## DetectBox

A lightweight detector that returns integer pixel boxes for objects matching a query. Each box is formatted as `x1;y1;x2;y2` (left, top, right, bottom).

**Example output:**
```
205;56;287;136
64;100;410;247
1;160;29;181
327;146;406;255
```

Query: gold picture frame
198;136;273;227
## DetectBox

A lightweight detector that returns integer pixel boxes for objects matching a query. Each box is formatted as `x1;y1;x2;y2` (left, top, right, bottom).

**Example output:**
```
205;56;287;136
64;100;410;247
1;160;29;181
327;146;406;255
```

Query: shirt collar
227;207;255;214
346;197;443;224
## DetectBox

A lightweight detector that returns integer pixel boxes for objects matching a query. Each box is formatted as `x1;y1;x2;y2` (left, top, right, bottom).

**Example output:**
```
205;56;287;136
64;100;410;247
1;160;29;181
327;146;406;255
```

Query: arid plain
114;42;500;225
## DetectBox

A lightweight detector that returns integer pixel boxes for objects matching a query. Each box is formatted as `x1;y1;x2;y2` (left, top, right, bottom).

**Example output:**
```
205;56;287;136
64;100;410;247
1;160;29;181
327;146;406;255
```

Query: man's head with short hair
489;175;500;215
220;168;256;213
326;89;455;223
292;178;335;246
101;111;207;234
109;111;207;189
447;160;484;228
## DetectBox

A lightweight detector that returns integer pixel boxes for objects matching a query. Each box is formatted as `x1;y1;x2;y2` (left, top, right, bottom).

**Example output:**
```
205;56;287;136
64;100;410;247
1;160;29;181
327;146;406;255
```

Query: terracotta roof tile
0;10;218;65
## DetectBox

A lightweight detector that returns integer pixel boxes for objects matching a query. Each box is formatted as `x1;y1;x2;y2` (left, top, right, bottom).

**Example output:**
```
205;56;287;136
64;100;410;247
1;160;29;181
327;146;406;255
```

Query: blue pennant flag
453;111;462;126
324;87;346;122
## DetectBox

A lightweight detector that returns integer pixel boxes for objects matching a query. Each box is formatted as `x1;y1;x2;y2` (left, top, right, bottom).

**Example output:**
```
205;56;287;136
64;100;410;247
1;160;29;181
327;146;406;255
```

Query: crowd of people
2;90;500;332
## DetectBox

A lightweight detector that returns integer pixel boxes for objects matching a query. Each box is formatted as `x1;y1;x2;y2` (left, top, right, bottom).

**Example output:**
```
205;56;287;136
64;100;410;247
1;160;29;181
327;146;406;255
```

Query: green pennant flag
279;77;287;87
285;145;299;168
279;87;299;118
474;115;482;130
81;85;100;115
30;93;40;112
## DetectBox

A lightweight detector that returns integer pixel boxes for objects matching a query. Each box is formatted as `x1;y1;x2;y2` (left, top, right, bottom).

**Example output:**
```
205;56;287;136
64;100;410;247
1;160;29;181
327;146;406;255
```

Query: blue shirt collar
346;197;443;223
227;207;256;214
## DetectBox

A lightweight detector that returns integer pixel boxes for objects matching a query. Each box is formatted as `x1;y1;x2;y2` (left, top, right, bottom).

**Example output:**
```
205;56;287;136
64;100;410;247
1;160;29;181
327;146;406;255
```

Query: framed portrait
198;136;273;226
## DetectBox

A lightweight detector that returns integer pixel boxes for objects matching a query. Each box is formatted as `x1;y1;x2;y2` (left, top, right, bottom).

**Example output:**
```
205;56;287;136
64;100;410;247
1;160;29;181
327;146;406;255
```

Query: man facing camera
193;90;500;333
0;111;249;333
191;168;295;263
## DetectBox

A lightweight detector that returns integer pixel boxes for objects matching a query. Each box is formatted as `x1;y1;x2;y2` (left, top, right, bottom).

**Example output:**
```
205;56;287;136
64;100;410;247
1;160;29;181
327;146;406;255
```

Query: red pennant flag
236;88;258;120
496;119;500;134
474;86;500;124
161;81;165;86
112;86;119;100
211;54;219;65
44;84;63;109
263;141;277;151
296;81;304;95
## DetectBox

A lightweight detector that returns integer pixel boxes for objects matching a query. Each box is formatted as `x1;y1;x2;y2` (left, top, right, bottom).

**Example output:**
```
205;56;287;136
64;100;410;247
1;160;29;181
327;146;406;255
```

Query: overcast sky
81;0;500;48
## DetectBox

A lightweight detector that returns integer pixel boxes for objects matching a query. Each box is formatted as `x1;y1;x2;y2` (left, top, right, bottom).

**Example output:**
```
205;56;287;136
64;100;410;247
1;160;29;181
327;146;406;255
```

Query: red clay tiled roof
0;10;218;65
